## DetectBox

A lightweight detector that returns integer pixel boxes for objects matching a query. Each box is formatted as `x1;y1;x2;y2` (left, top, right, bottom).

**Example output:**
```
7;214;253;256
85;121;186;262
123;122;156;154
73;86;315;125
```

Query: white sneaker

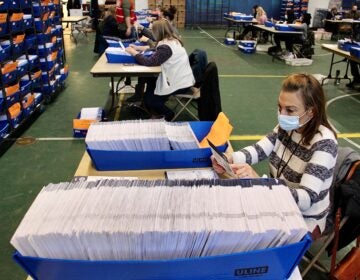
281;52;294;60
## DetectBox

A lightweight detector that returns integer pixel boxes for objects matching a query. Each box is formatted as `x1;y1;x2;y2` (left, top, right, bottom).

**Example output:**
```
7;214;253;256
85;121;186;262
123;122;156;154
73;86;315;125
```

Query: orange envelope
10;13;24;21
8;103;21;118
2;61;18;74
22;93;35;109
199;112;233;148
5;83;20;96
0;14;7;23
73;119;98;130
13;34;25;44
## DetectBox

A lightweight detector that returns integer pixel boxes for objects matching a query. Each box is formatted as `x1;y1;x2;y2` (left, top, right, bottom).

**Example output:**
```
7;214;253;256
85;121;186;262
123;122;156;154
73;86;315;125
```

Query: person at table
116;0;137;39
239;6;267;40
66;0;81;28
125;19;195;121
212;73;338;237
346;4;360;20
274;13;311;59
325;7;339;33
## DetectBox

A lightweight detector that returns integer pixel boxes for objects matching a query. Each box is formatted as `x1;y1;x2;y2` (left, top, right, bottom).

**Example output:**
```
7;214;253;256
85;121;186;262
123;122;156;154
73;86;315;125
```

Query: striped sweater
232;125;338;232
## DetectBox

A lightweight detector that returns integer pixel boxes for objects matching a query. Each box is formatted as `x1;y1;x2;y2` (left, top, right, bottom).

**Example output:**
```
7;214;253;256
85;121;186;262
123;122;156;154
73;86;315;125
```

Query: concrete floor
0;26;359;279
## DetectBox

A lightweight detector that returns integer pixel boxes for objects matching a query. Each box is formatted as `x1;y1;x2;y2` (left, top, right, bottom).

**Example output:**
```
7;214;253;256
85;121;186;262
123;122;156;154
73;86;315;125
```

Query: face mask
278;111;310;131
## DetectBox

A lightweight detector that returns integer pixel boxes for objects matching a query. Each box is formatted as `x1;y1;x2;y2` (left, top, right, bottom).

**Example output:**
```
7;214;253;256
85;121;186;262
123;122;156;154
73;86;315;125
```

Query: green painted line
230;133;360;141
219;75;287;78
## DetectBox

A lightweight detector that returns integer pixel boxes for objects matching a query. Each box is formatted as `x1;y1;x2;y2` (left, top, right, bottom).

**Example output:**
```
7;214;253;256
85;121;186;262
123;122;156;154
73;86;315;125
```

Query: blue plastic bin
274;24;296;31
0;42;11;61
25;34;37;50
87;122;228;171
224;38;236;45
238;45;256;54
13;234;311;280
10;19;24;33
10;110;22;128
2;62;18;84
12;41;25;57
0;21;8;36
20;0;32;8
23;16;34;29
34;92;43;106
9;0;19;9
239;40;256;47
16;59;29;77
105;52;136;64
0;91;4;112
0;120;9;139
20;79;32;96
350;46;360;58
264;21;274;27
40;58;55;72
0;0;10;11
5;83;20;106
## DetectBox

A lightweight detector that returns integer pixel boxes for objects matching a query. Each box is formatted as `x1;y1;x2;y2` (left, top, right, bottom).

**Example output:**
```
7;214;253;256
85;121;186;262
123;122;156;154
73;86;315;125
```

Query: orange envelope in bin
73;119;98;131
8;103;21;118
5;83;20;96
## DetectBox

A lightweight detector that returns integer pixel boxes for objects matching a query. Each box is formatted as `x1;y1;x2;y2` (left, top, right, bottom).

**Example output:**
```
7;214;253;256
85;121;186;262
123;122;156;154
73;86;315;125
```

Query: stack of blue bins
238;40;256;54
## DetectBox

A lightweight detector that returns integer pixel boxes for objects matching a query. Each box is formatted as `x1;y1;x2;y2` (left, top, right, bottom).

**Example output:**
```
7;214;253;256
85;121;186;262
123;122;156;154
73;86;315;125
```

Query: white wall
308;0;330;26
135;0;148;10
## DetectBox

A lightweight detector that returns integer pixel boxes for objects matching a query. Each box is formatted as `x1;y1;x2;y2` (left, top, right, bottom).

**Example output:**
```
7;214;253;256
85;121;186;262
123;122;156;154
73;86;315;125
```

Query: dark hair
302;13;311;25
280;73;337;145
163;5;177;21
286;9;296;23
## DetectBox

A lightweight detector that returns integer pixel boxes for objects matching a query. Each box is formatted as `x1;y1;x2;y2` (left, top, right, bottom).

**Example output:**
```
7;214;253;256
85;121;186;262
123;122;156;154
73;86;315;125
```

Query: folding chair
293;30;315;59
69;9;90;43
301;157;360;278
171;87;200;121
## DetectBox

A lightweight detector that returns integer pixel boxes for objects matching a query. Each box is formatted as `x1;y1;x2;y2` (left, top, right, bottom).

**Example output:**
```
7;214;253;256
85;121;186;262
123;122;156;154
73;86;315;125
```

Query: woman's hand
211;155;226;174
230;163;259;178
125;46;138;56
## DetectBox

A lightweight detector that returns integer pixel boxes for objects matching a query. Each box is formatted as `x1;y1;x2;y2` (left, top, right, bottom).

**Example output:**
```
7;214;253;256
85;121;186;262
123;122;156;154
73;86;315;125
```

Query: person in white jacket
126;19;195;121
212;73;338;237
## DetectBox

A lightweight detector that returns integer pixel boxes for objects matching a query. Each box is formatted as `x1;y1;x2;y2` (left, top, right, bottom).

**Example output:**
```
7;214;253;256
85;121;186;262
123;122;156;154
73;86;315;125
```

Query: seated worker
274;13;311;59
324;7;339;34
125;19;195;121
239;6;267;40
94;7;120;55
212;73;338;236
346;57;360;89
346;4;360;20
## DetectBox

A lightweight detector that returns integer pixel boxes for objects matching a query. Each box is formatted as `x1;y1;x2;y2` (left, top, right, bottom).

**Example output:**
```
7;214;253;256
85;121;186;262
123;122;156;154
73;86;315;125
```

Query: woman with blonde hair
126;20;194;120
239;6;267;39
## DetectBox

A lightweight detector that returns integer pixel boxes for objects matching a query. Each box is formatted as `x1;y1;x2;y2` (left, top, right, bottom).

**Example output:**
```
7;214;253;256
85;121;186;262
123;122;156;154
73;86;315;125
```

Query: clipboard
207;139;236;178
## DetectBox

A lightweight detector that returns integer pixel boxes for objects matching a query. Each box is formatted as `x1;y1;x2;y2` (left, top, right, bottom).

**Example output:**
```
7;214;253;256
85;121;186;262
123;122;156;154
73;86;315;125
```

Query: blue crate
27;55;39;70
12;41;25;57
36;43;53;57
0;0;10;11
2;62;18;84
233;15;253;21
0;91;3;112
87;121;228;171
0;42;11;61
239;40;256;47
350;46;360;58
9;0;19;9
34;92;43;106
338;40;360;52
0;21;8;36
32;4;44;17
53;15;60;24
21;95;35;117
238;45;256;54
60;71;68;83
10;110;23;128
264;21;274;27
42;80;56;95
20;79;32;96
10;19;24;33
16;59;29;77
0;120;9;139
41;70;55;84
57;49;63;62
25;34;37;50
40;58;55;72
105;50;136;64
274;24;296;31
23;16;33;29
34;18;45;32
13;234;312;280
20;0;32;8
37;33;50;44
224;38;236;45
5;84;20;106
56;38;63;50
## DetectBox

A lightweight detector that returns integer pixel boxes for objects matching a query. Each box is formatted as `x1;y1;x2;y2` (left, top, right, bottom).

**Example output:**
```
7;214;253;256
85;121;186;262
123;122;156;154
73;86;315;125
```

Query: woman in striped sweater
212;73;338;235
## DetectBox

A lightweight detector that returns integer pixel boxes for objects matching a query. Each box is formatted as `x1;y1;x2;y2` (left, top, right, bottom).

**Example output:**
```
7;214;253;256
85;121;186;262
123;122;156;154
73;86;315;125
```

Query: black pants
142;77;191;121
350;60;360;82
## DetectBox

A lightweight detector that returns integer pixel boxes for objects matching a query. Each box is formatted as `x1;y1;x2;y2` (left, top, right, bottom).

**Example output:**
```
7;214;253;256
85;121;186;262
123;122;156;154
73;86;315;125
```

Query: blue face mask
278;111;310;131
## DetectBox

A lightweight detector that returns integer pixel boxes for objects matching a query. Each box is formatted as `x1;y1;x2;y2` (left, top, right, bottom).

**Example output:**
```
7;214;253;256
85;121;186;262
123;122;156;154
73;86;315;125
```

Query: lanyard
276;132;304;178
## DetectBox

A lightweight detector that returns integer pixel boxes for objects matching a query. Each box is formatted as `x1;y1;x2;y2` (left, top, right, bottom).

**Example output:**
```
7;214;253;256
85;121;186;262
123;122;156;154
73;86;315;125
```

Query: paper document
207;139;236;177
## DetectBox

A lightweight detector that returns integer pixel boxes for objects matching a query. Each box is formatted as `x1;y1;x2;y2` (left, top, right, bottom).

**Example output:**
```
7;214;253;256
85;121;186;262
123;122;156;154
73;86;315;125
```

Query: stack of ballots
85;119;199;151
11;178;309;261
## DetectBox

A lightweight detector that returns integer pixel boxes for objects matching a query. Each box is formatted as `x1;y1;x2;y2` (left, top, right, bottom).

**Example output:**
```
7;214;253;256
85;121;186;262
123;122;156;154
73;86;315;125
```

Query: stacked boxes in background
148;0;186;28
